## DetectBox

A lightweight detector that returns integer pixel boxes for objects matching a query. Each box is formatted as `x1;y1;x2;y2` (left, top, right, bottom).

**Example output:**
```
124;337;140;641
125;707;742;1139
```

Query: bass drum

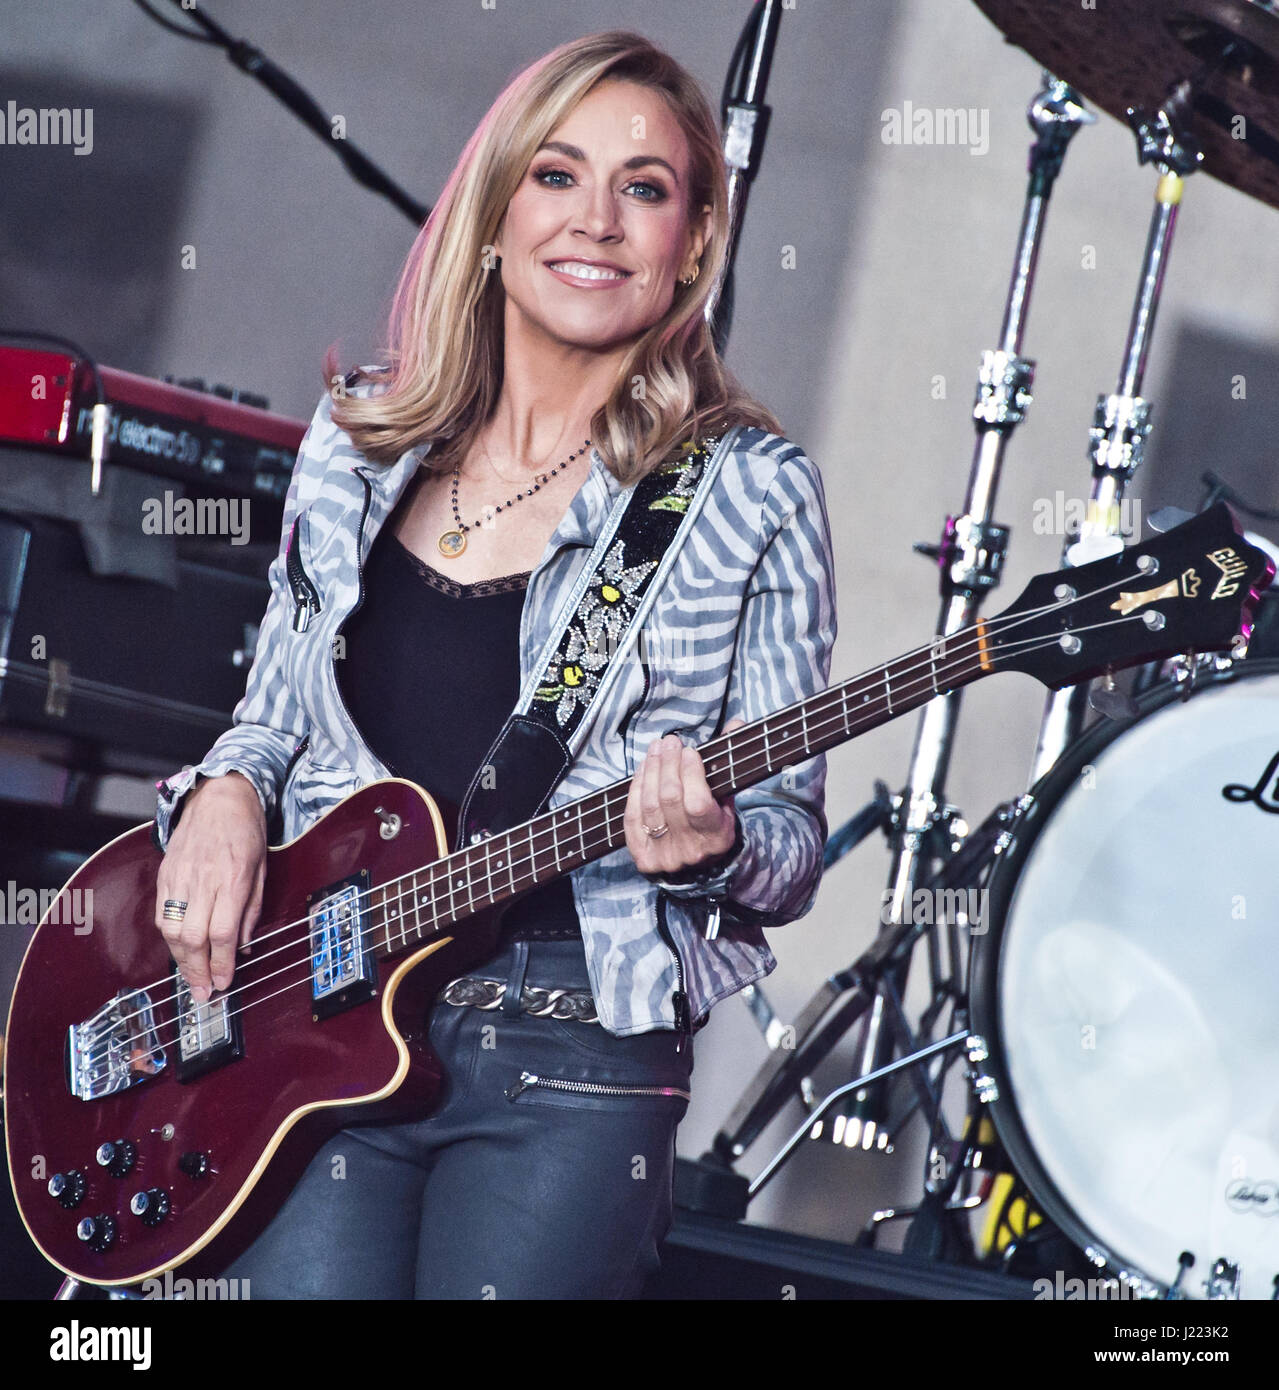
971;659;1279;1300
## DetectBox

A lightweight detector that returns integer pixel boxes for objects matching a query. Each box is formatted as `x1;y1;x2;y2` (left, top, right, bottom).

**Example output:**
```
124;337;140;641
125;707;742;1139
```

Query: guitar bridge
66;989;167;1100
308;871;378;1020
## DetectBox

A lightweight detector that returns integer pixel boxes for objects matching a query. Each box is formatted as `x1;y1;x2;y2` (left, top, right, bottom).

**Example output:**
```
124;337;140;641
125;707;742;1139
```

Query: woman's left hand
626;720;745;878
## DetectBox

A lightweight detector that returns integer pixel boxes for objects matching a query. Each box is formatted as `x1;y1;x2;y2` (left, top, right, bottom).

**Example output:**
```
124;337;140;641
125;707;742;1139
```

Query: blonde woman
153;30;836;1299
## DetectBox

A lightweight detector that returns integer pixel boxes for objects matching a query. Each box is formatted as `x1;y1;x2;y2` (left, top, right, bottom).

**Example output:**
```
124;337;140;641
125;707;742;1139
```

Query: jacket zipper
618;654;692;1044
331;468;402;778
287;513;322;632
505;1071;691;1102
655;888;693;1053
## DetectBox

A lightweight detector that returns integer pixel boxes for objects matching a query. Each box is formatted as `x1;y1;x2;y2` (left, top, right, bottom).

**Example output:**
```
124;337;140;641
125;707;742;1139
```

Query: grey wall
4;0;1278;1255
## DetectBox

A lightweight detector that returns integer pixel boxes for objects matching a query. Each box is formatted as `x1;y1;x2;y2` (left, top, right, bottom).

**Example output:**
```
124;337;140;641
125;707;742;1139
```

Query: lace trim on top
390;534;531;597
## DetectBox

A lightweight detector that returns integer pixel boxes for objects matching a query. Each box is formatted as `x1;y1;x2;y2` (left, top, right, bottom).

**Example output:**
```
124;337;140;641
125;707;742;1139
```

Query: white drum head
990;667;1279;1299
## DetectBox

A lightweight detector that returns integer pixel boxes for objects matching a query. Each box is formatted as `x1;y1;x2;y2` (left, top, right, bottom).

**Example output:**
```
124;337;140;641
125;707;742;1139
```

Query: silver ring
643;823;669;838
162;899;189;922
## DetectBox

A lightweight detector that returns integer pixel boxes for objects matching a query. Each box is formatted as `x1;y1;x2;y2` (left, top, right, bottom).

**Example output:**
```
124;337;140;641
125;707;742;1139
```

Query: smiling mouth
545;261;633;283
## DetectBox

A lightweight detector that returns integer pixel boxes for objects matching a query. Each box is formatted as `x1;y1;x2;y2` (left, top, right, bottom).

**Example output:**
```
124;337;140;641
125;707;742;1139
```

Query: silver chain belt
436;976;600;1025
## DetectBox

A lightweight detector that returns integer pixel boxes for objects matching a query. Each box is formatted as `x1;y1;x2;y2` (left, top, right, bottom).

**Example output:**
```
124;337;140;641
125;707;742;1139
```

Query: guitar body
4;779;503;1287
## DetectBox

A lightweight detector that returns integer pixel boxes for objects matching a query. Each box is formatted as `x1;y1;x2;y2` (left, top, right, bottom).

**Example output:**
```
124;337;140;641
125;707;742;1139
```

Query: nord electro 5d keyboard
0;345;305;502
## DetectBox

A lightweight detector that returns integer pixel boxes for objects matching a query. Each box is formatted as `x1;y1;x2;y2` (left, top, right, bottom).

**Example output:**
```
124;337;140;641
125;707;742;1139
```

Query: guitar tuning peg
1147;505;1195;534
1089;669;1139;720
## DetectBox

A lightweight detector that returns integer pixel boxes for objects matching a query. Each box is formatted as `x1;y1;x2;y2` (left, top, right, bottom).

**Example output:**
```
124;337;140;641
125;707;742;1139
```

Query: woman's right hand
154;771;268;1003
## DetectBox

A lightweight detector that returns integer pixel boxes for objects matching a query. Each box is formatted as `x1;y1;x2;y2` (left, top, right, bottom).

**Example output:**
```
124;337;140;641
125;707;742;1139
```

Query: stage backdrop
2;0;1276;1259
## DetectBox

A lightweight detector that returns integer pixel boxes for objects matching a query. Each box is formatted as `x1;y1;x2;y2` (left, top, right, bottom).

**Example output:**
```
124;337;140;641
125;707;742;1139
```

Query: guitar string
86;578;1178;1044
86;572;1186;1053
90;611;1158;1056
116;569;1128;1010
89;585;1092;1031
104;612;1164;1058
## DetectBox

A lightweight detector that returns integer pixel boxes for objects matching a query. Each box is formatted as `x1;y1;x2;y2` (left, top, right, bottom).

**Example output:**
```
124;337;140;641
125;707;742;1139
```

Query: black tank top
337;525;581;943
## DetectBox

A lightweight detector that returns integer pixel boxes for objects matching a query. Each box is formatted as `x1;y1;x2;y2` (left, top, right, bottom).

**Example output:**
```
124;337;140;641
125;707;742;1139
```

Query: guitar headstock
989;504;1274;688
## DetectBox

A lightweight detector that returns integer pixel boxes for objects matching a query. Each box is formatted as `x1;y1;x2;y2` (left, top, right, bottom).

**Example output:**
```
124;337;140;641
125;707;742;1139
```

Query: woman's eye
625;179;667;202
533;166;574;187
531;166;667;202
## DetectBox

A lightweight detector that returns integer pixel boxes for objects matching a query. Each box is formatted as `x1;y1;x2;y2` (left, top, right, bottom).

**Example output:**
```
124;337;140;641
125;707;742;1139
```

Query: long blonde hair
325;29;781;485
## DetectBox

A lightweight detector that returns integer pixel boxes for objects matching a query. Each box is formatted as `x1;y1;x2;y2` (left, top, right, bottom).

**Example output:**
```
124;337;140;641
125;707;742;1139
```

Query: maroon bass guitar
4;505;1271;1287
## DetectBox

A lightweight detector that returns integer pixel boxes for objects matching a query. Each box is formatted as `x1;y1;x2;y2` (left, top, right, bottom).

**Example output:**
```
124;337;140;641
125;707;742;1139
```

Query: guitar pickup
173;971;243;1083
308;871;377;1020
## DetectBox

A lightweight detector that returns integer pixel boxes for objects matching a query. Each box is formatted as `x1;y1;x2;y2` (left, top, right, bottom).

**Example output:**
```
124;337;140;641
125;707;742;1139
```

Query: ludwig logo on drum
1225;1180;1279;1217
1221;750;1279;814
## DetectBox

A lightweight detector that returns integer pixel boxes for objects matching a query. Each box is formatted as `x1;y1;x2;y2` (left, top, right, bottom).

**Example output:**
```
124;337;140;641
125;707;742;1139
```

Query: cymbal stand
1028;77;1205;779
679;74;1092;1217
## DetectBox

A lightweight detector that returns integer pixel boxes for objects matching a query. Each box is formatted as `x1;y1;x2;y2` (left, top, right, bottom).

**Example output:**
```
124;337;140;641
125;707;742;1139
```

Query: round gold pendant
438;529;466;558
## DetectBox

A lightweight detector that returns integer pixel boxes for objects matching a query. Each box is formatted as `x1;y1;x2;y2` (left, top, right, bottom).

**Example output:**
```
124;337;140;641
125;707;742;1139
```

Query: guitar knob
95;1139;137;1178
129;1188;171;1227
178;1151;209;1179
47;1170;86;1209
76;1214;117;1252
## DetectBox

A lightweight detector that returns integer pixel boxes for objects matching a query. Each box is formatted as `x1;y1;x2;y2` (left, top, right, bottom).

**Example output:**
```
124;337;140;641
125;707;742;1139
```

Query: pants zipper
505;1071;691;1102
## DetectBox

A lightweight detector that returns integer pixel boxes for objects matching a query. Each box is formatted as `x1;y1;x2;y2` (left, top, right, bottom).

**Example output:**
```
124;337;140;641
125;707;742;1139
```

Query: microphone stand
160;0;428;226
706;0;785;352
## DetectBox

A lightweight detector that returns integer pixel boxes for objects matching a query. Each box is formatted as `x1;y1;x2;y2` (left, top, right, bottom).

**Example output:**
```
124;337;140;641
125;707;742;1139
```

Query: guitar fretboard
366;628;992;956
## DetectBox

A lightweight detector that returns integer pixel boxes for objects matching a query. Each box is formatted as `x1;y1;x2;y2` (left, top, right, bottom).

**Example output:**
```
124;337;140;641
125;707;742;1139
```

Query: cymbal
974;0;1279;211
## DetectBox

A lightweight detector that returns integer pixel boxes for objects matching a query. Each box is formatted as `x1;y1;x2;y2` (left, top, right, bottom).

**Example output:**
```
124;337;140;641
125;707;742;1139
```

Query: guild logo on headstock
1110;567;1199;617
1207;546;1248;600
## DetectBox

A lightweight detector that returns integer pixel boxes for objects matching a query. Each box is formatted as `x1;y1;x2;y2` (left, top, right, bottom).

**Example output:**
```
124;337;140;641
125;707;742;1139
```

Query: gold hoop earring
679;264;701;287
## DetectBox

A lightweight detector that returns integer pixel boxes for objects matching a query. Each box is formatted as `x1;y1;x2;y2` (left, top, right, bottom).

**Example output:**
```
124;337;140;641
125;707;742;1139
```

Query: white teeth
549;262;627;282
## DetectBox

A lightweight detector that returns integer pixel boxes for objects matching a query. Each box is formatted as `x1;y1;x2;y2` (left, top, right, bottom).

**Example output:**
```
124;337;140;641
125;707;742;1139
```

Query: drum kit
686;0;1279;1302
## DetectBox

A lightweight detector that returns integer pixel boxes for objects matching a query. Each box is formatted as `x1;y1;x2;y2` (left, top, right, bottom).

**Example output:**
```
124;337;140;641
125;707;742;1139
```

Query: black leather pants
218;936;694;1299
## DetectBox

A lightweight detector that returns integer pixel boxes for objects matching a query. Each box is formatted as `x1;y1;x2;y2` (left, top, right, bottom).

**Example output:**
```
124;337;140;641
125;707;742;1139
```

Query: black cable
128;0;217;42
721;2;761;118
1199;470;1279;523
132;0;428;225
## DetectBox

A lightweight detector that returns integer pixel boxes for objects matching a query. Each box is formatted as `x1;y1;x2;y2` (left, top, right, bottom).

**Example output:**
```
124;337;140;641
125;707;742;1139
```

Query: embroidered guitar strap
457;426;738;848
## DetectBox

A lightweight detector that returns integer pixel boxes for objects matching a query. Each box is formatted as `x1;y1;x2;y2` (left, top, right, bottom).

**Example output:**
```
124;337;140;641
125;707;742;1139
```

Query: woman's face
493;77;708;354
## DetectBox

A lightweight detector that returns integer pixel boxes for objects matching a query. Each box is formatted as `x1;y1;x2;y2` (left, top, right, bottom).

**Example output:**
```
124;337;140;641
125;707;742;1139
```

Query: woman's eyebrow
536;139;681;186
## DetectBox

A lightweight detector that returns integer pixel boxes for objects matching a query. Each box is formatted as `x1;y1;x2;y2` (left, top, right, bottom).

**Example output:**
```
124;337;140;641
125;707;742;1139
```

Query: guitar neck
369;630;992;954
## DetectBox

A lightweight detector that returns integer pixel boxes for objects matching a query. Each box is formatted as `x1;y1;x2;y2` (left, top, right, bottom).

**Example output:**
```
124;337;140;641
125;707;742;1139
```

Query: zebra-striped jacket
154;388;838;1036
